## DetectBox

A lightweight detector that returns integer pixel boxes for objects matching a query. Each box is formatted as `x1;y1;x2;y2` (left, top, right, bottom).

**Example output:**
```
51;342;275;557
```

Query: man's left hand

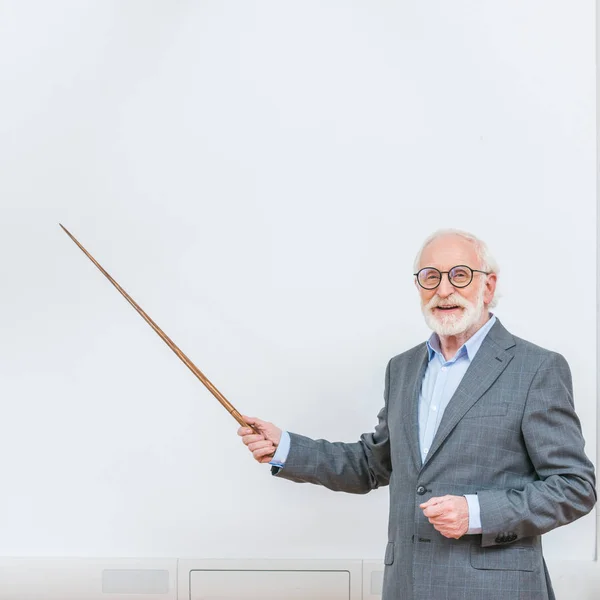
419;495;469;539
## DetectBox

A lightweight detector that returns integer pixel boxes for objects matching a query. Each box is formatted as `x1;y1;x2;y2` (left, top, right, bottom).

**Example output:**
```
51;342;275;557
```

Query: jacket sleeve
271;360;392;494
477;352;597;547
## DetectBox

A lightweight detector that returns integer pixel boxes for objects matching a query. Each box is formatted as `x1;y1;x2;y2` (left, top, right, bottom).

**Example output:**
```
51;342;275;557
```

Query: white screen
0;0;595;561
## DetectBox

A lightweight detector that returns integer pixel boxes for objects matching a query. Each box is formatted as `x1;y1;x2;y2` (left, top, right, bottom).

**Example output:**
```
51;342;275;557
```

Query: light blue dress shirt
271;315;498;534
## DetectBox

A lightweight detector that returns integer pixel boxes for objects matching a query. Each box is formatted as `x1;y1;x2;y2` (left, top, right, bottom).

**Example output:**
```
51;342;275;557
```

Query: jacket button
416;485;427;495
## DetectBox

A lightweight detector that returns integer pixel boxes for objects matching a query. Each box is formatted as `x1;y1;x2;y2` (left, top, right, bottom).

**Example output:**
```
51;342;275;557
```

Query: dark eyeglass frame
413;265;491;290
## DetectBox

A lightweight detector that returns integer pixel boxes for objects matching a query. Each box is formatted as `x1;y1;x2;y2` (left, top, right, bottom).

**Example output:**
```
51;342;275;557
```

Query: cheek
456;290;476;306
420;291;435;305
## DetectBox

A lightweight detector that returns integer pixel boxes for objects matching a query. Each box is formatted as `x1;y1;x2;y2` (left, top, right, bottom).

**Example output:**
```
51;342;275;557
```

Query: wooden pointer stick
60;224;262;437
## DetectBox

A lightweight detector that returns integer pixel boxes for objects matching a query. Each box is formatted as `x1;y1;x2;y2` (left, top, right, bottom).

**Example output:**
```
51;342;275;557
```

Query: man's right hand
237;416;282;463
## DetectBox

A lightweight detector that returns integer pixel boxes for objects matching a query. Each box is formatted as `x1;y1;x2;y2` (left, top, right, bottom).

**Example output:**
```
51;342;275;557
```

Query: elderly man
238;229;596;600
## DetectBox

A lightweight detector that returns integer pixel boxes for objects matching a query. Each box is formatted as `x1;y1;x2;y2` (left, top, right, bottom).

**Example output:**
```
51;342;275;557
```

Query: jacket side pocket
384;542;395;565
470;544;535;572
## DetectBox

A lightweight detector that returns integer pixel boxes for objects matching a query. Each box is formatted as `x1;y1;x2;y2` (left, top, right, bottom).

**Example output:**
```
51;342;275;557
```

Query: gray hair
413;229;500;309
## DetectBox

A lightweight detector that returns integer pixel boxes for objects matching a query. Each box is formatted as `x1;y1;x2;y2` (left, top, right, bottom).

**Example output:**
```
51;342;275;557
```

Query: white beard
421;284;486;336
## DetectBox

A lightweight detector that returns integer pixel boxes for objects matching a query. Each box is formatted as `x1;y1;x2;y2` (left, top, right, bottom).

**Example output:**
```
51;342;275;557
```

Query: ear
483;273;497;305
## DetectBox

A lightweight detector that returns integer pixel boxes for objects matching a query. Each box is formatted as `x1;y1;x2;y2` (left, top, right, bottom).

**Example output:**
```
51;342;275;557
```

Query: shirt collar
426;314;497;363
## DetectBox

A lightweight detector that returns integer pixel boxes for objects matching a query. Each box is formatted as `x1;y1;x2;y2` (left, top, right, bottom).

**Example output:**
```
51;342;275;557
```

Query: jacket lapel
421;320;516;467
402;345;429;470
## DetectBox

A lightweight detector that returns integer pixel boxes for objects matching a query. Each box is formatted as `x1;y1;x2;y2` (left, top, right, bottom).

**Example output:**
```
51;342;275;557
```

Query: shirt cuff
464;494;482;534
269;431;291;468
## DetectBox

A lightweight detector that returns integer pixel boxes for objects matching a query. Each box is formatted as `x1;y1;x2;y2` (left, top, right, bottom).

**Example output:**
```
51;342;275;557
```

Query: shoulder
488;319;570;369
498;331;572;383
386;342;428;379
388;342;427;365
510;334;568;366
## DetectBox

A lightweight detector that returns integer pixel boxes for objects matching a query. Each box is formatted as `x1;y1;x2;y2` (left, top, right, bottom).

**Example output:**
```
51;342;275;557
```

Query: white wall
0;0;596;596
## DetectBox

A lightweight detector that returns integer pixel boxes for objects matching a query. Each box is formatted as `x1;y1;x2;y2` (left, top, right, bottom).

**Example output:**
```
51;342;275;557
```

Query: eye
450;267;470;281
421;269;440;281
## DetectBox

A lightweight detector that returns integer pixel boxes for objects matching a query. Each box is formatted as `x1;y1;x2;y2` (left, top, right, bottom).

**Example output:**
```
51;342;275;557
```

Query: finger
243;415;267;428
242;434;266;446
440;528;459;539
419;496;447;509
425;513;454;525
430;523;451;535
248;440;275;452
253;446;276;460
238;424;263;436
430;522;452;538
430;521;444;534
422;504;445;518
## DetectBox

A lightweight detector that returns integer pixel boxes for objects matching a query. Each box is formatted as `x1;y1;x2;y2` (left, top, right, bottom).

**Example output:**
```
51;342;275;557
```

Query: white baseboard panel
0;557;596;599
0;558;177;600
0;558;362;600
362;560;385;599
178;559;363;600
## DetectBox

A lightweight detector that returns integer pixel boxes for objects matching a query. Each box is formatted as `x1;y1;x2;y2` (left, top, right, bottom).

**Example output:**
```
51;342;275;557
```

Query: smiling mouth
436;306;461;311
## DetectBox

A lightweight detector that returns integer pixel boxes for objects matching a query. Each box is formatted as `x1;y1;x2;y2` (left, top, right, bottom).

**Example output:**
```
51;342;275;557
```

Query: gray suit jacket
273;319;597;600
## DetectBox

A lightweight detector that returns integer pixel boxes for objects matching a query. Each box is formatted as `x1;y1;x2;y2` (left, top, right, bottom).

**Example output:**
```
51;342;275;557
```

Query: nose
436;273;455;297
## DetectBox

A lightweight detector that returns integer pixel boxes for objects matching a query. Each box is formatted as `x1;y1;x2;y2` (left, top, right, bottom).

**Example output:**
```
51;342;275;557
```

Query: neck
438;311;492;361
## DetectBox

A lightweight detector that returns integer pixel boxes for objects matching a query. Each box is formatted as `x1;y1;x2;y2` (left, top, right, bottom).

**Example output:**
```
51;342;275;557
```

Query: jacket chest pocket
462;402;508;419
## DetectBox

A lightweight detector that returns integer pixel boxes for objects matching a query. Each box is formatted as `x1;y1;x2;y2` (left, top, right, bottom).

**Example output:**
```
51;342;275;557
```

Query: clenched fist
237;416;282;463
420;495;469;539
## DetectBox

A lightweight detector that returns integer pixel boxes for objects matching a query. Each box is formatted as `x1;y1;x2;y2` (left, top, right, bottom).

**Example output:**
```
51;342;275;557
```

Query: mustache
425;293;471;310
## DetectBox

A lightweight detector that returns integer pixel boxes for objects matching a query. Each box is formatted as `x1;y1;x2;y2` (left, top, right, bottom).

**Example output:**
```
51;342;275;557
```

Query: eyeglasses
414;265;491;290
